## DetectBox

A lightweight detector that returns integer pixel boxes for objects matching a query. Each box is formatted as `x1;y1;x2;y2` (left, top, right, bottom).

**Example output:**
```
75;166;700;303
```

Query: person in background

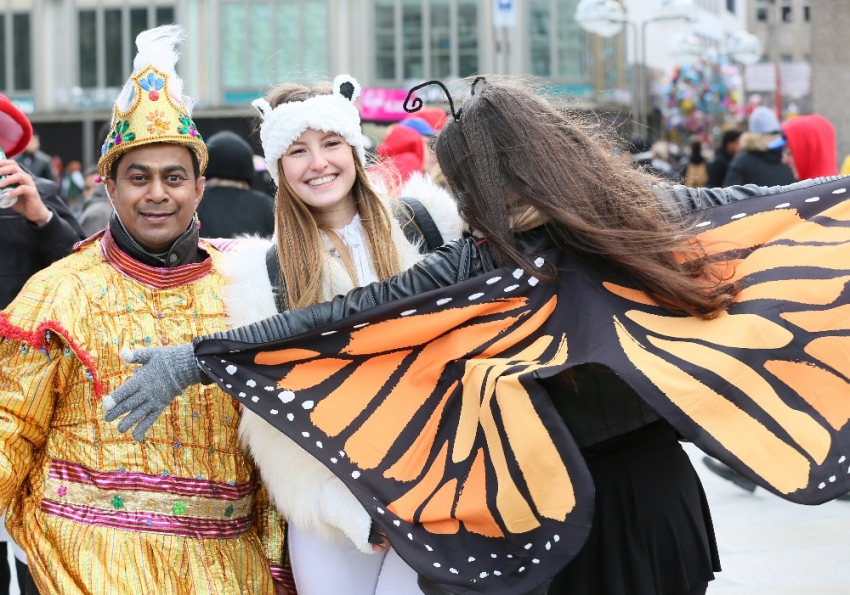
13;132;53;182
377;123;425;184
78;165;112;237
650;141;674;177
628;137;676;180
685;140;709;188
60;161;86;217
723;107;796;187
707;130;742;187
782;114;839;181
0;91;84;595
196;130;275;238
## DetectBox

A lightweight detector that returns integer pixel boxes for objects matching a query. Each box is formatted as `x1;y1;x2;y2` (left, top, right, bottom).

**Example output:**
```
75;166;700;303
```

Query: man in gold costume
0;26;289;594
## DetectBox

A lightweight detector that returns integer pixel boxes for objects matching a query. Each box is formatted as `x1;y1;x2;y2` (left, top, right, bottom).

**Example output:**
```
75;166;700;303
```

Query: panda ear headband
252;75;365;188
403;76;486;123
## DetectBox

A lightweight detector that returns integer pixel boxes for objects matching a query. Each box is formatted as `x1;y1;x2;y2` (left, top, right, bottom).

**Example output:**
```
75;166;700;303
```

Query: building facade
4;0;630;165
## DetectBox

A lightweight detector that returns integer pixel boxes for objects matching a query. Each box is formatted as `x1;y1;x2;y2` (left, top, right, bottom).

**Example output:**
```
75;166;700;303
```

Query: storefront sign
359;87;413;122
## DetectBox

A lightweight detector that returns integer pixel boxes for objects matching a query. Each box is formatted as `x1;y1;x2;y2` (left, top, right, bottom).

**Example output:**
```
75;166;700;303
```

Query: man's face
105;144;204;253
83;173;98;199
26;135;39;155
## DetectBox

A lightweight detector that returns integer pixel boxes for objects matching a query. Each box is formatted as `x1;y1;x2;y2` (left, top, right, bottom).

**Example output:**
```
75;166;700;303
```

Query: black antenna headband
402;77;487;122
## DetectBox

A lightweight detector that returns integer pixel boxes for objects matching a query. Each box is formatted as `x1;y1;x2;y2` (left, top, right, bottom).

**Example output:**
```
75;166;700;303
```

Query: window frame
0;10;33;95
528;0;593;85
373;0;480;84
219;0;330;95
76;3;177;90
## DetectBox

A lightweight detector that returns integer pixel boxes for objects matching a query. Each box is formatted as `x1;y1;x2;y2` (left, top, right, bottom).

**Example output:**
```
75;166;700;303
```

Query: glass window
530;0;551;77
12;13;31;91
803;2;810;21
781;0;792;22
0;15;5;91
79;11;97;88
457;0;477;77
130;9;149;54
557;0;585;79
156;7;175;26
221;4;247;88
104;9;123;87
430;0;451;79
276;2;300;81
248;3;273;86
726;0;735;13
375;0;396;80
402;0;423;79
302;1;328;78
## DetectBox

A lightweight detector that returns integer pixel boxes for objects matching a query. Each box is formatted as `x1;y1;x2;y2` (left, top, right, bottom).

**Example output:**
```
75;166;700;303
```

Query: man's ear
105;178;118;209
194;175;205;208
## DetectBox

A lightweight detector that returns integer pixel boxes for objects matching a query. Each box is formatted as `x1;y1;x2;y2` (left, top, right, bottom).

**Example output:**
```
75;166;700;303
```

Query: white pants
288;523;420;595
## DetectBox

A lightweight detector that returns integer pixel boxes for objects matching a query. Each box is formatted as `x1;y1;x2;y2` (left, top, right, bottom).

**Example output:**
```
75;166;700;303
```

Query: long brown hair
264;82;402;309
435;78;738;319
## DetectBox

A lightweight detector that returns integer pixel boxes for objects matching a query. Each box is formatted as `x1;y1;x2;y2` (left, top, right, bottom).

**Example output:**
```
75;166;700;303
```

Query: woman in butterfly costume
103;78;841;595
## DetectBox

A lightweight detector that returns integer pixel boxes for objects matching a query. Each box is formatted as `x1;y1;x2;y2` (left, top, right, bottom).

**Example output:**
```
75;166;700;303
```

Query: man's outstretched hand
103;343;202;441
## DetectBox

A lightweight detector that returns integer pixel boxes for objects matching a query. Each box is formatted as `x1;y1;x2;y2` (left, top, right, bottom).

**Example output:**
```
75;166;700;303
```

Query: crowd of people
0;24;848;595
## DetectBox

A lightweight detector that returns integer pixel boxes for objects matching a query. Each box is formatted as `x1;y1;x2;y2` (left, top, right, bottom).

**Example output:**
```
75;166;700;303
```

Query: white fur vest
220;175;462;554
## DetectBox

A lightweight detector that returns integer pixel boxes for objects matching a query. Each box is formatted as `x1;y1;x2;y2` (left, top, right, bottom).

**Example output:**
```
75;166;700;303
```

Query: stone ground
682;444;850;595
4;445;849;594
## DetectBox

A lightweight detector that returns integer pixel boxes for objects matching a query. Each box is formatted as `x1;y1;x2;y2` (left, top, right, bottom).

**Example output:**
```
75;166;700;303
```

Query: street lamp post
575;0;697;131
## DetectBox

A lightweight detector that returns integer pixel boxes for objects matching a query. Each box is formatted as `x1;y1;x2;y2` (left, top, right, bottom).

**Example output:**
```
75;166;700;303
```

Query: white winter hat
252;75;365;188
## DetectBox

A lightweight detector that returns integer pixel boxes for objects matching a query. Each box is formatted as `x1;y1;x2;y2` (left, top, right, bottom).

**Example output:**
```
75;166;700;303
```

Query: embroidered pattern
146;110;170;135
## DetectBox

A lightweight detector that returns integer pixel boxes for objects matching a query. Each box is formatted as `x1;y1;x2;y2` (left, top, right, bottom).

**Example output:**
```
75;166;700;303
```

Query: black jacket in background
707;148;734;187
13;151;54;183
0;178;85;308
197;185;275;239
723;146;796;187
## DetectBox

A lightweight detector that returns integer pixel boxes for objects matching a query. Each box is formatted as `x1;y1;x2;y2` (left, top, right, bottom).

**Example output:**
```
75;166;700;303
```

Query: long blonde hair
265;82;402;309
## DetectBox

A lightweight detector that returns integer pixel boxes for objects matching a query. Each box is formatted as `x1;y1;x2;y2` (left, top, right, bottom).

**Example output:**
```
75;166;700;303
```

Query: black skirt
548;420;720;595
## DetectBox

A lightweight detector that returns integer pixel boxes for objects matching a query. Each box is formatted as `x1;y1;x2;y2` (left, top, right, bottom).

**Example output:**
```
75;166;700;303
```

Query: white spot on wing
731;213;746;220
316;441;323;448
251;396;259;402
401;310;417;316
393;520;401;526
504;284;519;292
695;221;711;228
246;379;257;387
524;543;532;550
434;563;441;568
468;557;475;562
286;413;294;421
479;572;488;578
226;365;237;375
840;456;846;464
468;293;484;300
450;568;458;574
278;391;295;403
238;392;246;398
351;471;360;479
486;277;501;285
774;203;790;209
554;535;560;542
270;409;278;415
425;545;433;552
330;457;338;463
805;197;820;202
534;257;545;267
321;330;336;336
264;386;274;392
512;269;523;279
528;277;539;286
302;431;310;437
302;400;314;409
436;298;452;306
833;188;847;194
353;323;369;329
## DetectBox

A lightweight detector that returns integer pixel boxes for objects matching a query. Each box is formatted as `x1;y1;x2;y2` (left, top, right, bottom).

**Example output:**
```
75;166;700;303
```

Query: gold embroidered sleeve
0;337;62;510
252;481;287;571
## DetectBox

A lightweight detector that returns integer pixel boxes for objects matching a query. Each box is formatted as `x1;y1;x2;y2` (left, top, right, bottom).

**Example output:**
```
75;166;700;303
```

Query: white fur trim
252;74;365;188
320;478;375;554
224;191;459;547
400;173;465;242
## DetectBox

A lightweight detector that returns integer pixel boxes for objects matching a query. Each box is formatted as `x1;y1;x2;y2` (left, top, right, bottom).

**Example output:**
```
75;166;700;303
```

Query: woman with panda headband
223;76;461;594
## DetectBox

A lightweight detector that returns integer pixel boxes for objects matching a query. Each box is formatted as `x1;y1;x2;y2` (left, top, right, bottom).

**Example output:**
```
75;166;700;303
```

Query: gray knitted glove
102;344;202;441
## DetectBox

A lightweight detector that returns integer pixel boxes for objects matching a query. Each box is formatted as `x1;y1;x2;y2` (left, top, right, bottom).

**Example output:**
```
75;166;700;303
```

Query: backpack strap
265;244;288;313
398;196;444;253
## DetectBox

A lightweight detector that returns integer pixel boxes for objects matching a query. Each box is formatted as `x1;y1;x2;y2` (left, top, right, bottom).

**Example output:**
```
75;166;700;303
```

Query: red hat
0;93;32;158
782;115;839;181
416;107;449;132
377;125;425;183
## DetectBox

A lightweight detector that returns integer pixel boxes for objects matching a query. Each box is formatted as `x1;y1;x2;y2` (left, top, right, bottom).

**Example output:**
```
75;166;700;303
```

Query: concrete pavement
683;444;850;594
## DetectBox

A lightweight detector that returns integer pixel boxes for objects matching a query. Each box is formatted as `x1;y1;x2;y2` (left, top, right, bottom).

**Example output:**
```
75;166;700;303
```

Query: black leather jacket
199;178;838;348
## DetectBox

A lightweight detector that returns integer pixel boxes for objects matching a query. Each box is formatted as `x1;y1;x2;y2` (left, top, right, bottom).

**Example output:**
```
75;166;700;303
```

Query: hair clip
404;80;461;121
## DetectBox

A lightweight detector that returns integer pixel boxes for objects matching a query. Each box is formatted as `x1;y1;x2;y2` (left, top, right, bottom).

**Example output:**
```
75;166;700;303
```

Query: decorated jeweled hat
97;25;207;181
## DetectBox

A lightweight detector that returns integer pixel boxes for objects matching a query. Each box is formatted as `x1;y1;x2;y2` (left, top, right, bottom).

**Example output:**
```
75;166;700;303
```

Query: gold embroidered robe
0;232;286;595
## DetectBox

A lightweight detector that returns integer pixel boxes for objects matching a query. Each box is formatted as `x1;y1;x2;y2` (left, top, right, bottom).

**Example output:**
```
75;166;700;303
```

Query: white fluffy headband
252;75;365;188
